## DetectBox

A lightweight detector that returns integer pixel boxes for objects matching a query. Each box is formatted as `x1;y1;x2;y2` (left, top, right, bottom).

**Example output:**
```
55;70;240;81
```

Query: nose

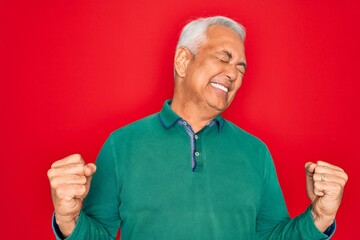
224;64;238;81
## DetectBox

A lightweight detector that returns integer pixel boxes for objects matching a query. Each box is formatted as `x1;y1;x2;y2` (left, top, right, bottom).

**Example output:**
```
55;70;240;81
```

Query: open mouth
210;82;229;93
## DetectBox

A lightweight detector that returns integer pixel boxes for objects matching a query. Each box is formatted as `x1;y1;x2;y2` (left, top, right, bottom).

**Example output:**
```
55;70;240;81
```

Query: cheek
186;60;225;89
233;78;243;91
188;61;212;80
199;59;223;76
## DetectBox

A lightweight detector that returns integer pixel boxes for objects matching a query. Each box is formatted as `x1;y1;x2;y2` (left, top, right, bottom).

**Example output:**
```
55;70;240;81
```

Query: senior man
48;16;348;239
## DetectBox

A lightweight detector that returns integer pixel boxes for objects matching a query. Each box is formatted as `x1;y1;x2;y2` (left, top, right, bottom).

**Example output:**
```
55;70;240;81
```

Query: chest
118;136;264;220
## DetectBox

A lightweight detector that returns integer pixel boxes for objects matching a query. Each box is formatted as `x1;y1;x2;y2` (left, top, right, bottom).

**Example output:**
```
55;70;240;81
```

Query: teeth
210;83;228;93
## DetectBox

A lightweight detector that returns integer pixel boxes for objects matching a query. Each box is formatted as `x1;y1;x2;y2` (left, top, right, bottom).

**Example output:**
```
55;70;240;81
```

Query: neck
170;98;220;133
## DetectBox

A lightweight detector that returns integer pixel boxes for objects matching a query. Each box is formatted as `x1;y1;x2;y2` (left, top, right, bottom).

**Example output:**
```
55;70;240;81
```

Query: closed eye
215;51;231;63
218;55;230;63
215;50;246;75
237;66;245;75
237;63;246;75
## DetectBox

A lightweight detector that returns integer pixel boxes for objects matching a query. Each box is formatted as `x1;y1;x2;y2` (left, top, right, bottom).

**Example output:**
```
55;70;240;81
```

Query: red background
1;1;359;239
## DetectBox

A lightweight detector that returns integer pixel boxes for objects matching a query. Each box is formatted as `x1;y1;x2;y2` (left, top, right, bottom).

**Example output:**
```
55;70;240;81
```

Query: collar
158;100;225;132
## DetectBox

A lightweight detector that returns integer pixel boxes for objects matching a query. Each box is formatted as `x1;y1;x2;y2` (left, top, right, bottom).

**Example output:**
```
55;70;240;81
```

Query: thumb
81;163;97;199
305;162;316;178
84;163;97;178
305;162;317;202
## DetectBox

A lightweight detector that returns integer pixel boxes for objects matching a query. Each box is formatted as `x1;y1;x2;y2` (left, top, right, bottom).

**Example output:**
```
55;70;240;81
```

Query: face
178;25;246;115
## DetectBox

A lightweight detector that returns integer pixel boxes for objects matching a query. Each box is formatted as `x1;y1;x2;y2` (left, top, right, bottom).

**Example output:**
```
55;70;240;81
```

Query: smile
210;83;229;93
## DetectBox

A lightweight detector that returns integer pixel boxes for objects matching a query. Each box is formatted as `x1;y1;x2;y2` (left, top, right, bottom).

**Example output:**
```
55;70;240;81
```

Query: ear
174;47;192;78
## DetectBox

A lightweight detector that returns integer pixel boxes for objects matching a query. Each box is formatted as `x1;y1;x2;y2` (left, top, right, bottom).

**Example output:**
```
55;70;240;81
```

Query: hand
47;154;97;237
305;161;348;232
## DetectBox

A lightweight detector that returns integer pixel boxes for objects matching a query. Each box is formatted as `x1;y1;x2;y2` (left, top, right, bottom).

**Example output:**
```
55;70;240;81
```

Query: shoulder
108;113;160;139
223;119;268;150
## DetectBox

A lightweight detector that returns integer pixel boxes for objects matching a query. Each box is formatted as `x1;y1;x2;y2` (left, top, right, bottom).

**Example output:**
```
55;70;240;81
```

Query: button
195;152;200;157
194;135;198;139
182;121;187;126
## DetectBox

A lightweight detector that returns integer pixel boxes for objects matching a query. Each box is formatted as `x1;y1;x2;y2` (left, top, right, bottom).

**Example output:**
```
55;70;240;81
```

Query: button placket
193;132;203;172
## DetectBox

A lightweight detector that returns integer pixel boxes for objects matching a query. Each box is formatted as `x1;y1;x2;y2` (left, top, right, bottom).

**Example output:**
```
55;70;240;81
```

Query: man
48;16;348;239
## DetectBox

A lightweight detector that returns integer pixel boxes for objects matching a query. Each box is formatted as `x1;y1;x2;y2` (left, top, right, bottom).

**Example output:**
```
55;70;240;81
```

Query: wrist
55;212;79;237
310;208;335;232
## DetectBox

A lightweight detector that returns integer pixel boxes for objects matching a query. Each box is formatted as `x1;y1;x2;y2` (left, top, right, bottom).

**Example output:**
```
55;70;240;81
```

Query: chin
207;101;229;113
204;94;233;113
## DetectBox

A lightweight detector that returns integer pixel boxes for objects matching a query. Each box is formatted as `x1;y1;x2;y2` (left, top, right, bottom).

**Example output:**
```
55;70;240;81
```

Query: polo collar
158;100;181;129
158;100;225;132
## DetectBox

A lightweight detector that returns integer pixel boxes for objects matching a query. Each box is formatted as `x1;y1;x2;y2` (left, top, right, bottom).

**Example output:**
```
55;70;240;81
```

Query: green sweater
54;100;331;239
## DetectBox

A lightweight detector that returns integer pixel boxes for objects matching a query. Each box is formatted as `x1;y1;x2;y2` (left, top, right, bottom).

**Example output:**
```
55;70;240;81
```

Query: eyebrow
219;50;247;70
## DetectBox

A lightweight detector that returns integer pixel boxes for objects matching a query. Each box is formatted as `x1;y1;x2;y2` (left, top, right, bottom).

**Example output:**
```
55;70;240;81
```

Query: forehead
200;25;245;56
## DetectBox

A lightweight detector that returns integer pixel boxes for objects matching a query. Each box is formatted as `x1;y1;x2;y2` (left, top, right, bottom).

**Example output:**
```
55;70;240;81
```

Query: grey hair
176;16;246;55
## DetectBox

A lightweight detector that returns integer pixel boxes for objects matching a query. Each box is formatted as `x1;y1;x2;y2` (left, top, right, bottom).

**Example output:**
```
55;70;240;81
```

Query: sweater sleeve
255;146;332;240
52;134;121;240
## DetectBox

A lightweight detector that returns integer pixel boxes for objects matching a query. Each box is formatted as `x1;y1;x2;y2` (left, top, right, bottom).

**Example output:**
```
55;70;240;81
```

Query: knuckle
78;185;86;195
65;163;83;173
47;169;54;179
50;160;60;168
71;154;84;163
339;179;346;187
50;177;59;188
79;176;87;184
72;153;81;159
340;176;348;185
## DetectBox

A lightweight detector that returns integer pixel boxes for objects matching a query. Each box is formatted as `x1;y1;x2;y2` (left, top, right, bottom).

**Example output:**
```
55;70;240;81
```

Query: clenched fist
47;154;97;237
305;161;348;232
